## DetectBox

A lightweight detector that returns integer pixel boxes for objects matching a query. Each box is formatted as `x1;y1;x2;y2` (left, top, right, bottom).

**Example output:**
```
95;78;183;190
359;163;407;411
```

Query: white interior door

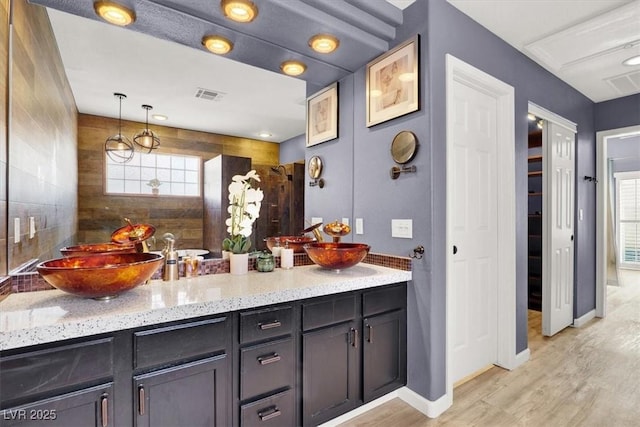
451;79;498;383
542;121;575;336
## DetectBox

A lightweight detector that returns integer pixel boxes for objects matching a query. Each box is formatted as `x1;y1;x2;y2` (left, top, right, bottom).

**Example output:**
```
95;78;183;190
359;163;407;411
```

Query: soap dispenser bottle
163;237;179;281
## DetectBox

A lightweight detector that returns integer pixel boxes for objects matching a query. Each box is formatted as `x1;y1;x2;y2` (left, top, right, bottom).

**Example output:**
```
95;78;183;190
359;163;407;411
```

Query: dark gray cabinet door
0;383;113;427
363;310;407;402
133;355;228;427
302;320;359;427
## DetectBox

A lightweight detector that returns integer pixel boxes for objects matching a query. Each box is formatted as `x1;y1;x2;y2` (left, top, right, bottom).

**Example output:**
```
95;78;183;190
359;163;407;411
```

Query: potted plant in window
223;170;264;274
146;178;162;195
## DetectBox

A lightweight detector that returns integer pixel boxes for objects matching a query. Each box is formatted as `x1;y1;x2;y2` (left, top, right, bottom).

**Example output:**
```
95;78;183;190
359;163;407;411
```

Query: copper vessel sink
264;236;316;253
303;242;370;271
37;253;163;299
60;243;136;257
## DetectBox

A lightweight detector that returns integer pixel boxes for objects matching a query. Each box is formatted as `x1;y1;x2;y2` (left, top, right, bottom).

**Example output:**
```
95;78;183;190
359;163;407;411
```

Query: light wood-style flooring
341;270;640;427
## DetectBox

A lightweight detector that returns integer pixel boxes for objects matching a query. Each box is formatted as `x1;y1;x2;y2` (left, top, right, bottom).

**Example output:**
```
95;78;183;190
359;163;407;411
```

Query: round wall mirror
308;155;323;179
390;131;418;164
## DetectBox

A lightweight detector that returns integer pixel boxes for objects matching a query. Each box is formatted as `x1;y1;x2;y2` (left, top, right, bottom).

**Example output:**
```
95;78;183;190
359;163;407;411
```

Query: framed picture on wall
306;82;338;147
366;35;419;127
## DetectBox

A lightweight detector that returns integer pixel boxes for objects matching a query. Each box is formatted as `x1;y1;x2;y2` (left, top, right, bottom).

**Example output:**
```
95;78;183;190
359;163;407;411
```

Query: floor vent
194;88;226;101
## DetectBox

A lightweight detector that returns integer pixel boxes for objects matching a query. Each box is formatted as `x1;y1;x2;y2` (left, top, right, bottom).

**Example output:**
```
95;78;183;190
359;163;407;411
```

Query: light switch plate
14;218;20;243
311;217;323;226
391;219;413;238
355;218;364;235
341;217;349;226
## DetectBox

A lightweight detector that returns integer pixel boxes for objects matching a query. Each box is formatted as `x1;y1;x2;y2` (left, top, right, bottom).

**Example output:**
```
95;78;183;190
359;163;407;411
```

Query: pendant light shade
105;93;134;163
133;104;160;153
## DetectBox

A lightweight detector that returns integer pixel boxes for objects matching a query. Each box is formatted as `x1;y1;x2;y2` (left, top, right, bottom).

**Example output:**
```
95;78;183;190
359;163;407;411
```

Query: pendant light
133;104;160;153
105;93;134;163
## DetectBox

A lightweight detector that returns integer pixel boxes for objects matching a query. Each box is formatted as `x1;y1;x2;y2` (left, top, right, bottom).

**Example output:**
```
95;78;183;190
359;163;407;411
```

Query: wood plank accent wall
8;1;78;271
77;114;279;251
0;0;8;275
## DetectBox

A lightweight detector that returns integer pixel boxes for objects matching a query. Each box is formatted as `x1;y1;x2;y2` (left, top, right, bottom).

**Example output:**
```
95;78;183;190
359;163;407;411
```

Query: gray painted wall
595;94;640;132
612;158;640;173
279;133;305;165
608;135;640;159
304;0;623;402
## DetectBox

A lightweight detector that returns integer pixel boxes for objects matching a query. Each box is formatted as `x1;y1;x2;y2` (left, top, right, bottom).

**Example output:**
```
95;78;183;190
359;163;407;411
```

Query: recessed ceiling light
94;0;135;26
221;0;258;23
202;35;233;55
280;60;307;76
258;132;272;138
152;114;168;121
622;55;640;66
309;34;339;54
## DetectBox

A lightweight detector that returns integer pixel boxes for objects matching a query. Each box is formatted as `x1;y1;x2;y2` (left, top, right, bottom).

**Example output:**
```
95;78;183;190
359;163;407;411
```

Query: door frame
445;55;516;404
596;125;640;317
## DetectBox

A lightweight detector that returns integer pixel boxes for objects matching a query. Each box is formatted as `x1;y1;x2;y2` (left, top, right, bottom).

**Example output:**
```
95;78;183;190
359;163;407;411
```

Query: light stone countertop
0;264;411;351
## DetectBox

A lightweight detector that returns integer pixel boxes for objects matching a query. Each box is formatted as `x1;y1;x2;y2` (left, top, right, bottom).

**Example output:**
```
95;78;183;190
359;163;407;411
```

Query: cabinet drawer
240;306;292;345
302;294;356;331
240;389;295;427
363;284;406;317
240;337;295;401
134;316;227;370
0;338;113;406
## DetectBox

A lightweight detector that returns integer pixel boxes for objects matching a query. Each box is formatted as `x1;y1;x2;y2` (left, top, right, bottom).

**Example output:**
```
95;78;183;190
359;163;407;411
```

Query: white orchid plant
223;170;264;254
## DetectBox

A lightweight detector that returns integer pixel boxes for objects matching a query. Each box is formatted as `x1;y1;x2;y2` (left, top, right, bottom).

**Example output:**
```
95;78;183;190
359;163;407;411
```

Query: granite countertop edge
0;264;411;351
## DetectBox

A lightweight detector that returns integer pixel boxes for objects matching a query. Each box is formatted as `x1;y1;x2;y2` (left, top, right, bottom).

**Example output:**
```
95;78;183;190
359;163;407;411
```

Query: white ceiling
447;0;640;102
48;0;638;145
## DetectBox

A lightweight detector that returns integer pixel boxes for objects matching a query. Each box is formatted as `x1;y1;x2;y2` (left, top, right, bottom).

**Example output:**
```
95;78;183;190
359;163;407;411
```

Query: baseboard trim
397;386;452;418
572;309;596;328
513;348;530;368
318;386;452;426
317;391;400;427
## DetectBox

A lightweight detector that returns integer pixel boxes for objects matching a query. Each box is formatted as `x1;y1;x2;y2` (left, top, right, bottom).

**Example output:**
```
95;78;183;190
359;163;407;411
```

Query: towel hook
411;245;424;259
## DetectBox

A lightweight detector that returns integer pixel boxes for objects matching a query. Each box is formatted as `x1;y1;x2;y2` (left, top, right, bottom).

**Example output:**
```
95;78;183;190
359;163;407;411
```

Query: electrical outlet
391;219;413;238
311;217;323;225
355;218;364;235
29;217;36;239
341;217;349;226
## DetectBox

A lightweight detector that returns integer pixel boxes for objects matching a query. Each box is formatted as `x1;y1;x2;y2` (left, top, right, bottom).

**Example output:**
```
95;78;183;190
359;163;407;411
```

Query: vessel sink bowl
37;253;164;299
60;242;136;257
303;242;370;271
265;236;316;253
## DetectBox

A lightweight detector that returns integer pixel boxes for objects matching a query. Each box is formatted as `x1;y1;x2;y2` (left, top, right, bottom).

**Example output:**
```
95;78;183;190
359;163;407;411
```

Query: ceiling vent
604;70;640;96
194;88;226;101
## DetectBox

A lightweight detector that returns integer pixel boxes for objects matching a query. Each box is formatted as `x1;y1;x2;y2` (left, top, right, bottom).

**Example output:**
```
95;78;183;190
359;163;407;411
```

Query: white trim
514;348;531;368
528;102;577;133
445;55;517;408
318;391;399;427
397;387;452;418
572;309;596;328
317;387;452;426
596;125;640;318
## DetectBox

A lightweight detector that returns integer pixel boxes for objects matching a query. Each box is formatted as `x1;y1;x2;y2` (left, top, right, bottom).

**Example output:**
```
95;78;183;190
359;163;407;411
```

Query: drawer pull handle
101;394;109;427
259;320;282;330
351;328;358;348
258;407;282;421
258;353;281;365
367;324;373;343
138;386;145;415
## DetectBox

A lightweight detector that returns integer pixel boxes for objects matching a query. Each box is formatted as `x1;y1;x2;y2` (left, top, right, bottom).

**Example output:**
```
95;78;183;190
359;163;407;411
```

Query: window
106;152;200;197
616;172;640;269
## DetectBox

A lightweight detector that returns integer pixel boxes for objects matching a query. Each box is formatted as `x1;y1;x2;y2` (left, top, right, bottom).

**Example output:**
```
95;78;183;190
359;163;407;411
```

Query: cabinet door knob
257;353;281;365
101;394;109;427
453;245;458;255
258;320;281;330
